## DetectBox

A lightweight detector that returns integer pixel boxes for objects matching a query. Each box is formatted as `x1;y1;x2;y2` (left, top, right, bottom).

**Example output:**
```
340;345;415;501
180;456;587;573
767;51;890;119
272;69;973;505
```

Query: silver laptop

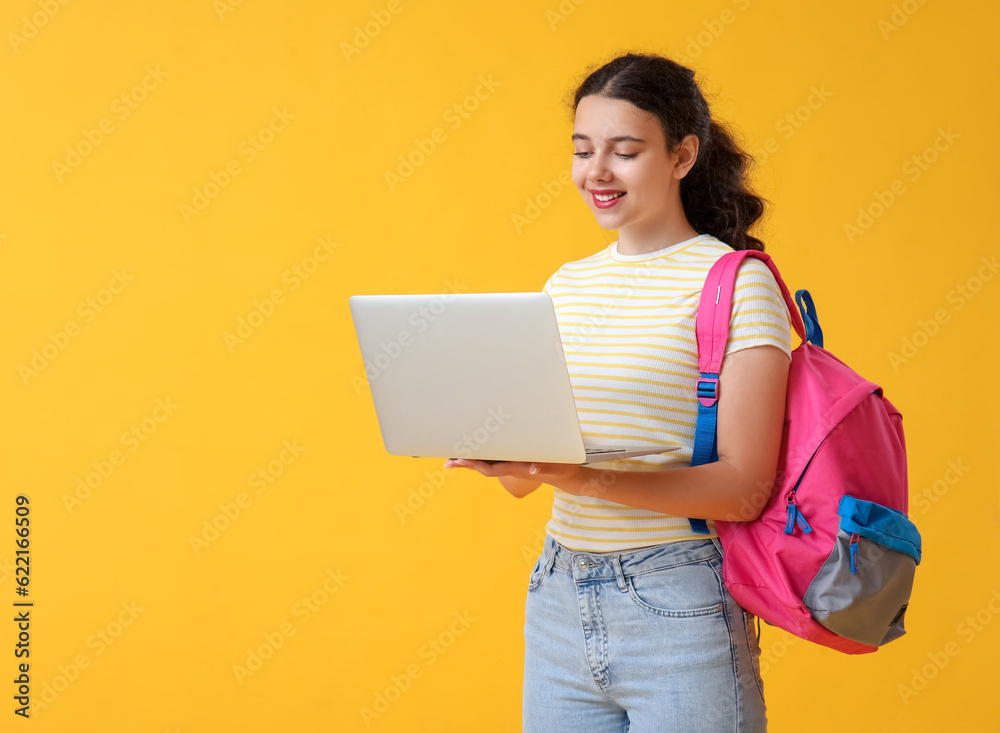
348;291;679;464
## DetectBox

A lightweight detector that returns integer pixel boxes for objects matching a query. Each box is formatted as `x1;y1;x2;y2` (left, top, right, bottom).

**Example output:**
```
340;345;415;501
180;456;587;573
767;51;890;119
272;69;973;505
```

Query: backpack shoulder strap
686;250;805;534
696;250;805;376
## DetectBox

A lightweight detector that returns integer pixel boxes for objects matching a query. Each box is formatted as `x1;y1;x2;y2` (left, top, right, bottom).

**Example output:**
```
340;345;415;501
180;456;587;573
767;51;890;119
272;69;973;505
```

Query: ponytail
681;119;766;251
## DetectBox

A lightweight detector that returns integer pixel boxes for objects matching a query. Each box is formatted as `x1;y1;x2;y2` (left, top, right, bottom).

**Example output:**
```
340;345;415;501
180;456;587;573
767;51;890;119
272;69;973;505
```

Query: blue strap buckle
696;377;719;407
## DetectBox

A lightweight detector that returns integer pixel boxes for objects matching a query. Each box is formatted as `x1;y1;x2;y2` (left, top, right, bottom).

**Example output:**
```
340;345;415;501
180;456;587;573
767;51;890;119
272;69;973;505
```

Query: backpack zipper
784;487;813;535
849;533;860;574
783;452;818;536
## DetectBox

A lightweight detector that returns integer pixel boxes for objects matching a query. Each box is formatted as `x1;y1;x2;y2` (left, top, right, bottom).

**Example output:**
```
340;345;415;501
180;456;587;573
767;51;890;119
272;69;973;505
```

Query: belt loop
711;537;724;557
610;554;628;593
542;535;558;576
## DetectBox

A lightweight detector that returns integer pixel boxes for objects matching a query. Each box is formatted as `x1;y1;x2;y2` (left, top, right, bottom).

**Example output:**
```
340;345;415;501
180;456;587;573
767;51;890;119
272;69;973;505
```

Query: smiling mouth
591;191;626;208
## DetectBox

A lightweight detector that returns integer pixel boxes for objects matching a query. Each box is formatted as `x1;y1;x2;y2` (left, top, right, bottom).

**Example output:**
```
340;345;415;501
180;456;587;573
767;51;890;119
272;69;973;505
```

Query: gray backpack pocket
802;495;922;647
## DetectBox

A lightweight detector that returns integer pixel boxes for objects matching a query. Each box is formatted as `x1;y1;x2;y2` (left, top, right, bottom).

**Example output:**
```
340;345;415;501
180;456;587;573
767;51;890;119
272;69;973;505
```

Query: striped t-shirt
541;233;793;552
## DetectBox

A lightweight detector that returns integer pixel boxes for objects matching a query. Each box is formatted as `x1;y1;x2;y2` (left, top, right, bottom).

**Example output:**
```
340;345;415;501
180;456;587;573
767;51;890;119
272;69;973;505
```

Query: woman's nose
586;155;613;183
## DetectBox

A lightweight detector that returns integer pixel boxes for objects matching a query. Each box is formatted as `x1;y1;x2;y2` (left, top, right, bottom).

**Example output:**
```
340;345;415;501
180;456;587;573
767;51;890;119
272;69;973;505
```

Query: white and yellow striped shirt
542;234;793;552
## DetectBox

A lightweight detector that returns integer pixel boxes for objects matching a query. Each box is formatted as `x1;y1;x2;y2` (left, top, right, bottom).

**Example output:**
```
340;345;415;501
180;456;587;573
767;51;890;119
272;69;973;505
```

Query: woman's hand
443;458;582;486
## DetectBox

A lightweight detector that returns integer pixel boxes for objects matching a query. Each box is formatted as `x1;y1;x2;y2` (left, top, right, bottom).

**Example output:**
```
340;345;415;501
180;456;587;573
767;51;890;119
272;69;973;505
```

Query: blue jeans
523;534;766;732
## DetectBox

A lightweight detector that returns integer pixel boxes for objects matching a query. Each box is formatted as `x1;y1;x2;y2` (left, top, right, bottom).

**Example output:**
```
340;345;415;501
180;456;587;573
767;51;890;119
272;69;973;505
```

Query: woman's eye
572;152;638;159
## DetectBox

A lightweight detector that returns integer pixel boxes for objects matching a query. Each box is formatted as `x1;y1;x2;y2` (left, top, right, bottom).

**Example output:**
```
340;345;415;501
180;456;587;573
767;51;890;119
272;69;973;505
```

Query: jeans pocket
527;554;544;591
742;609;766;700
626;560;726;618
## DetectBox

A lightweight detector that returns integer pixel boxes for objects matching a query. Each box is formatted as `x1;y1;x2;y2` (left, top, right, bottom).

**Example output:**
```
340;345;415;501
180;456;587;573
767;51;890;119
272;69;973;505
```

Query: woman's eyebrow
571;133;646;143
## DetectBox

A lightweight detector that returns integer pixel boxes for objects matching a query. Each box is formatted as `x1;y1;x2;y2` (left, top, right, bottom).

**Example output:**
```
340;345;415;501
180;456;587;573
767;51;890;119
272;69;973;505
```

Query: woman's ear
674;133;700;179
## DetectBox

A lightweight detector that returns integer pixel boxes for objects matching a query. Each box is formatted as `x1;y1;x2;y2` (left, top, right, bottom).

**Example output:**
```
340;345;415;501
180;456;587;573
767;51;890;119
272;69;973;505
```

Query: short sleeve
542;271;556;297
723;258;793;359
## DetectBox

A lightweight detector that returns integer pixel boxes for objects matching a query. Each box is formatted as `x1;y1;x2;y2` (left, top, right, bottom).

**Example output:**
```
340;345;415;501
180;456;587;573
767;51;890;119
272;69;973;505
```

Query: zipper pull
849;533;860;574
784;493;813;536
795;505;812;534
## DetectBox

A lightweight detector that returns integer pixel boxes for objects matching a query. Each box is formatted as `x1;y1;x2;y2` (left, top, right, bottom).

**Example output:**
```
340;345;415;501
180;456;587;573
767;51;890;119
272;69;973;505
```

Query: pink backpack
687;249;921;654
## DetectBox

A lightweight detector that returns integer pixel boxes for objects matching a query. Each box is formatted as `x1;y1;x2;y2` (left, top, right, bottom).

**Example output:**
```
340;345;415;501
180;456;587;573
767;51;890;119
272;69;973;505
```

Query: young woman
445;51;791;732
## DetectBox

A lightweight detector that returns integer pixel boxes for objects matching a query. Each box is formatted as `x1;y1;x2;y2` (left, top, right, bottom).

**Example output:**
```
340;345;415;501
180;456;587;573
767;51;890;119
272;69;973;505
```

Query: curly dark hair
570;52;768;251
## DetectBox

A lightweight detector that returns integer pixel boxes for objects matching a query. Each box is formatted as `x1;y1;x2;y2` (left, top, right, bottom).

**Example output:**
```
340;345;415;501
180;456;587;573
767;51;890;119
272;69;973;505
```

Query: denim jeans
523;534;766;732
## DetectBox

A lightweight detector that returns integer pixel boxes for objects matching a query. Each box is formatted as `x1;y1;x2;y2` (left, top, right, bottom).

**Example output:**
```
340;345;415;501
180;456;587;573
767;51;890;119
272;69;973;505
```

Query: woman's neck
616;224;701;256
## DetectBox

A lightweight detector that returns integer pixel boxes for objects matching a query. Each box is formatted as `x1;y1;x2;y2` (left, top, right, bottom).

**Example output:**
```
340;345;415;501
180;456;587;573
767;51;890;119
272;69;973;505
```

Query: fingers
444;458;486;472
444;458;533;476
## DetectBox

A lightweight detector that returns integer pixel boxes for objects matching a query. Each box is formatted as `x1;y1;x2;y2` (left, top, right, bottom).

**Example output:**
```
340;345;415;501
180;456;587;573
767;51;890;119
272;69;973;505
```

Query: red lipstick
590;189;626;209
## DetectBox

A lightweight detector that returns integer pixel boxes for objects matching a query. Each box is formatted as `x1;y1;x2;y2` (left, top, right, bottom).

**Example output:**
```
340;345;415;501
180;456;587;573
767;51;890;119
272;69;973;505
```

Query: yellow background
2;0;997;730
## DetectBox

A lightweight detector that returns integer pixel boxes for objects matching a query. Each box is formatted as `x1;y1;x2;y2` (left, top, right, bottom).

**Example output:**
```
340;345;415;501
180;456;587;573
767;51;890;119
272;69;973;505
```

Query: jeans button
577;557;588;569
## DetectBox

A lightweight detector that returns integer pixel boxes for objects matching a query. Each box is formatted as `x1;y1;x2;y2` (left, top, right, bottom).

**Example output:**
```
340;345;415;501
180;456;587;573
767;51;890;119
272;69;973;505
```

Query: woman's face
571;95;696;237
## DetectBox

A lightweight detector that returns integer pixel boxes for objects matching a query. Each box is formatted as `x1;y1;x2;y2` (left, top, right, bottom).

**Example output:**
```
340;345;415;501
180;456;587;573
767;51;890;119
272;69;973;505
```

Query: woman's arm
554;344;789;522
